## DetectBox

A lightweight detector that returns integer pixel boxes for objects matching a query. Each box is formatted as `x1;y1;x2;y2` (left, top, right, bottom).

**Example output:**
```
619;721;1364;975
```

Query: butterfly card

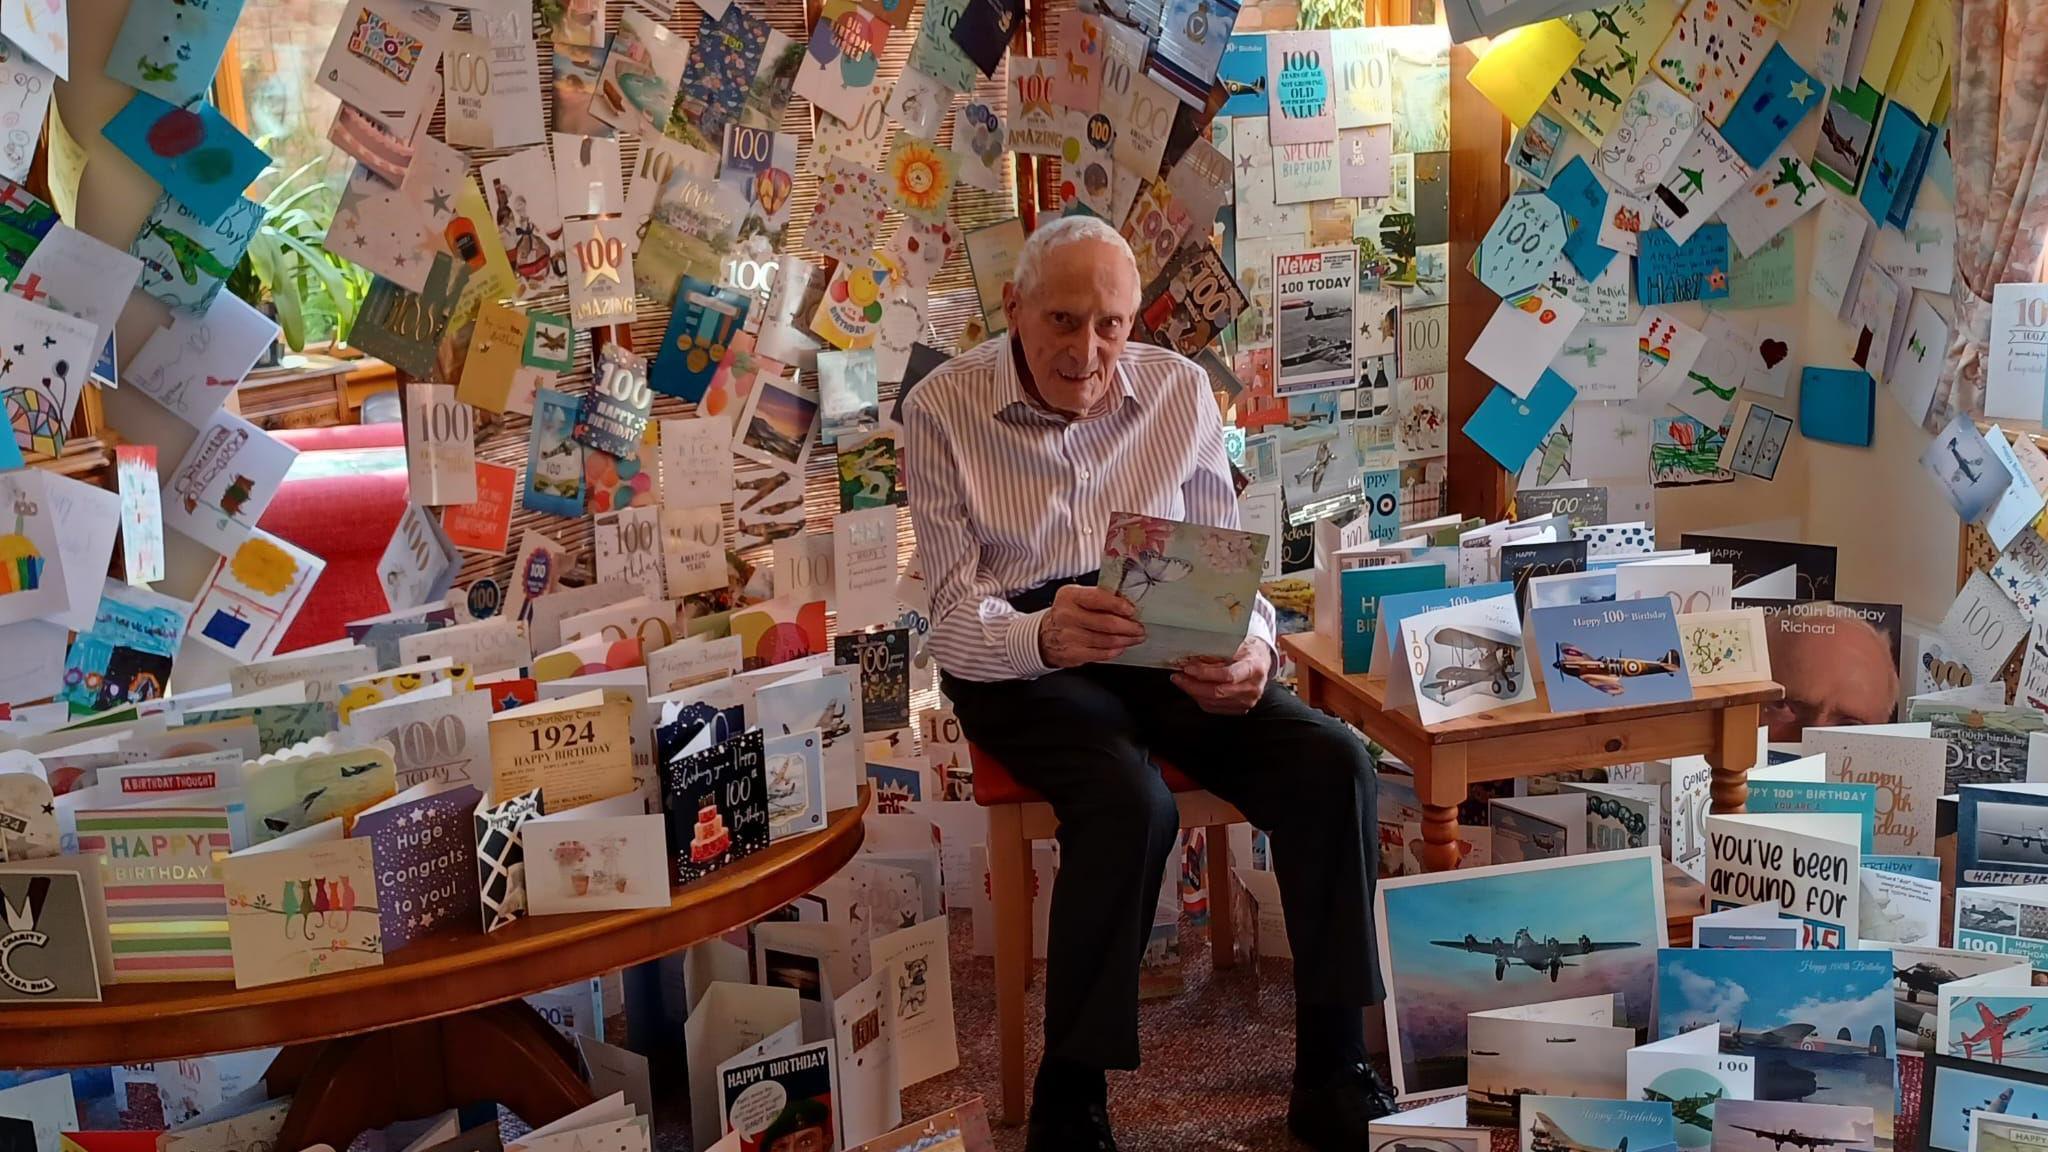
1096;511;1267;668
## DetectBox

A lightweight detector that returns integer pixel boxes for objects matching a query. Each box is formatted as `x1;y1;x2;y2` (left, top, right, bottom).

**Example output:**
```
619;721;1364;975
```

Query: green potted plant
231;157;370;362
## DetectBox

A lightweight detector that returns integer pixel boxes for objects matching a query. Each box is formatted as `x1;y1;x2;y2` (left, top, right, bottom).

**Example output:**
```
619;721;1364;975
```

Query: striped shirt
903;337;1277;683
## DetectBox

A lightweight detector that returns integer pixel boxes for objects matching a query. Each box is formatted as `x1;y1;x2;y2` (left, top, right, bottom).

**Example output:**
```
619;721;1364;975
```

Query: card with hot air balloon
721;125;797;251
102;94;269;226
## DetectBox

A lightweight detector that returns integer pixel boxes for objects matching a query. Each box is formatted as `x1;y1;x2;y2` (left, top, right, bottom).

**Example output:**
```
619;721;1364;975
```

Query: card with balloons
720;125;796;250
102;94;269;226
793;0;889;124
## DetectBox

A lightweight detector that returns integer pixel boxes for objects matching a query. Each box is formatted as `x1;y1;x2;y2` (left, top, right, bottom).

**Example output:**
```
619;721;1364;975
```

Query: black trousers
943;577;1383;1071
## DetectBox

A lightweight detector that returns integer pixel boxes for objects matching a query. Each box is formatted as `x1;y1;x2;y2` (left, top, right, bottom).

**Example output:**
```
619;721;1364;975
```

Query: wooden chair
972;743;1247;1127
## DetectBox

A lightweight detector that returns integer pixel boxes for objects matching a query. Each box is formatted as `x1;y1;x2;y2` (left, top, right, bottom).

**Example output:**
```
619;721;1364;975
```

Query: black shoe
1288;1061;1397;1149
1026;1095;1119;1152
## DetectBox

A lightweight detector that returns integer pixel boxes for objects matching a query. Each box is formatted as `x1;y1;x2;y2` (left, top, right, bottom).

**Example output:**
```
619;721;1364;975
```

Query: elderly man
903;216;1388;1151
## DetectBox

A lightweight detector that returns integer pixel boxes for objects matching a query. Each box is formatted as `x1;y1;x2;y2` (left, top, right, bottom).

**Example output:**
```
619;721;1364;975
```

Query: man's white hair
1013;215;1137;298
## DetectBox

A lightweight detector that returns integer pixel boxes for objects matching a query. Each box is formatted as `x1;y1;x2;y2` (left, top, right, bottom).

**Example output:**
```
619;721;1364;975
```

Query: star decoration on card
1616;422;1639;442
427;187;453;216
1788;78;1815;103
1237;152;1254;175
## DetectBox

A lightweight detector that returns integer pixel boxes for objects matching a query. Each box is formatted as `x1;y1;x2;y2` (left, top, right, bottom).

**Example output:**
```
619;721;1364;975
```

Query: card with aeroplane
1625;1024;1756;1149
1921;1053;2048;1152
1891;943;2030;1055
1490;795;1589;864
1714;1100;1875;1152
1393;592;1537;725
1935;984;2048;1072
1378;847;1667;1101
1369;1096;1487;1152
1517;1095;1675;1152
1095;511;1267;670
1958;784;2048;886
1467;994;1633;1127
1529;600;1694;713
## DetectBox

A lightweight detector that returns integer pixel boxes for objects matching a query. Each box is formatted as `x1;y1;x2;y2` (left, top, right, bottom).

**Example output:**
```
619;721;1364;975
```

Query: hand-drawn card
1476;193;1569;298
190;529;326;662
0;469;67;625
1464;369;1578;473
107;0;246;103
164;410;298;558
1597;76;1700;194
1858;100;1930;226
1649;122;1750;244
1673;330;1743;427
11;224;140;369
1808;191;1870;318
479;147;565;297
1548;0;1675;143
1551;324;1639;402
1636;223;1730;306
1719;42;1818;167
1719;144;1824;257
0;41;54;183
794;0;889;124
125;281;276;430
102;95;268;226
317;0;448;134
1265;31;1336;146
1654;0;1775;123
1636;307;1708;410
0;290;95;459
115;445;166;585
0;0;67;78
1467;288;1587;398
130;190;261;313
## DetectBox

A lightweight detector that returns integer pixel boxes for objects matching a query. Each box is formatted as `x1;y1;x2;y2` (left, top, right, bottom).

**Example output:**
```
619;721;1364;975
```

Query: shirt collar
993;336;1137;424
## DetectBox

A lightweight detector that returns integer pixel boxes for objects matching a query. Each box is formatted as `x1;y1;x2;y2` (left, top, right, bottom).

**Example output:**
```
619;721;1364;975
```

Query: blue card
651;277;752;403
1529;599;1693;712
1543;156;1617;280
1864;854;1941;881
1636;224;1731;306
1860;101;1930;224
524;388;587;518
1338;561;1445;674
1799;366;1876;446
1218;34;1268;117
102;94;269;226
105;0;247;104
1746;780;1879;853
1465;369;1576;472
1694;925;1802;949
1721;44;1819;168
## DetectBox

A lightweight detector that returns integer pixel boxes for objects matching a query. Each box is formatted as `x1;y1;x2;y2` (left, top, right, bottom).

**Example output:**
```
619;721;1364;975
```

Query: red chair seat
969;743;1203;806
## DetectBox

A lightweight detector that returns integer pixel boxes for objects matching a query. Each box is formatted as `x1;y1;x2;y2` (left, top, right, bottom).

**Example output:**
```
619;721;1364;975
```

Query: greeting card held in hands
1096;512;1267;669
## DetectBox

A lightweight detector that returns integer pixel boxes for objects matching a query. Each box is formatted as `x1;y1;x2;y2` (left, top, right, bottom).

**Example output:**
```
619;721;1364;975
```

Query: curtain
1933;0;2048;427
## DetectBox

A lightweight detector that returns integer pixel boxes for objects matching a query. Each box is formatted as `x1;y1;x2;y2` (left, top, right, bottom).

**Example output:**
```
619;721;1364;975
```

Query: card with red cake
662;727;770;887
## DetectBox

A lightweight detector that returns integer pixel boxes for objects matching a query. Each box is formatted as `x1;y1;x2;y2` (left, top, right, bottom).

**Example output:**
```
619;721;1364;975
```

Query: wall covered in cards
1492;0;1962;626
60;0;1024;688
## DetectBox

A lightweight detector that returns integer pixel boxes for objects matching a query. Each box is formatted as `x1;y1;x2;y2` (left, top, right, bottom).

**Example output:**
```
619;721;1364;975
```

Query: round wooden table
1;796;867;1147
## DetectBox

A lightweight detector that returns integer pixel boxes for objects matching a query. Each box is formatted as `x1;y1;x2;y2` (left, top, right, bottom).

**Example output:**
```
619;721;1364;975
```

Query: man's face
1761;613;1900;741
764;1123;830;1152
1003;236;1141;416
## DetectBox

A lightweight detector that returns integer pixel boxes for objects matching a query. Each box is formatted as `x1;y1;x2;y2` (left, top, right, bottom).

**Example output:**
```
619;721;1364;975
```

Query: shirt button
1080;468;1092;481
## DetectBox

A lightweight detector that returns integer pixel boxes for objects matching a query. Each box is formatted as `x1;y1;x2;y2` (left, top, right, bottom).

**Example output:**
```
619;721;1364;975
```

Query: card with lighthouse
219;817;384;988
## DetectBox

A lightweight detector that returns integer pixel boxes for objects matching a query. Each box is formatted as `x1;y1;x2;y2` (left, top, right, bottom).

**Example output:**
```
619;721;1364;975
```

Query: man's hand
1171;639;1272;715
1038;585;1147;668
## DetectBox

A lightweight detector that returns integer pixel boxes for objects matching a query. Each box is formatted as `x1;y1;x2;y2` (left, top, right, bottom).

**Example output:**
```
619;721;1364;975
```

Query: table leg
1416;746;1467;873
1707;703;1760;814
271;1000;595;1149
